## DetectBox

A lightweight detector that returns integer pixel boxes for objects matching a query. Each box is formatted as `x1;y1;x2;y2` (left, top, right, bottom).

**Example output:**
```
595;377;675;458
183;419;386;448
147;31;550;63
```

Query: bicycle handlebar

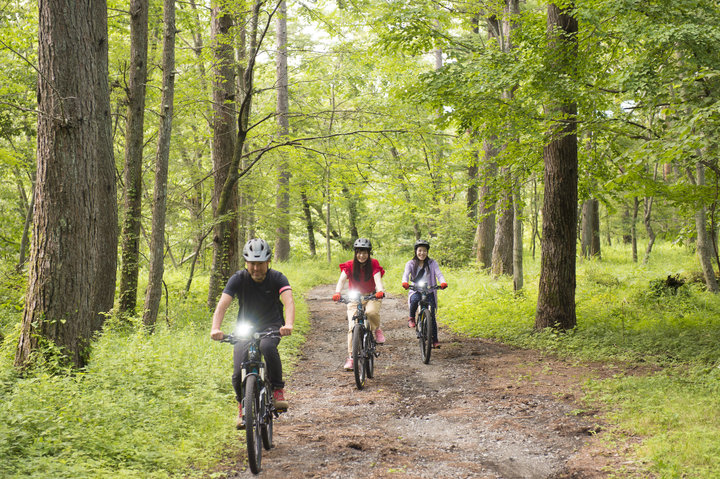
408;283;441;293
220;330;281;344
335;293;380;304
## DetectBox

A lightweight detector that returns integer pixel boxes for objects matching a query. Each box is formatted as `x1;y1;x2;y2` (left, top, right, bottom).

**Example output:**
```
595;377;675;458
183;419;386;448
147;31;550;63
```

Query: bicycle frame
337;291;380;389
409;282;440;364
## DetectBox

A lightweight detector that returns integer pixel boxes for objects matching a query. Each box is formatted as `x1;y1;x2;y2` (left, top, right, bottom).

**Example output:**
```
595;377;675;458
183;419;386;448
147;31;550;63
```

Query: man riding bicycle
210;238;295;429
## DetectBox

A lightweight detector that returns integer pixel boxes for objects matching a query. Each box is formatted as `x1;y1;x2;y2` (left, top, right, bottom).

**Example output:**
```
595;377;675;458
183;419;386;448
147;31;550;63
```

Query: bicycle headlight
234;321;254;339
348;290;361;301
417;281;427;288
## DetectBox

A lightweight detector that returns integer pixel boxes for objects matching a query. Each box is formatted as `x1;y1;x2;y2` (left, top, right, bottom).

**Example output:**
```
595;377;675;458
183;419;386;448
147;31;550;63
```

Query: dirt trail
224;285;640;478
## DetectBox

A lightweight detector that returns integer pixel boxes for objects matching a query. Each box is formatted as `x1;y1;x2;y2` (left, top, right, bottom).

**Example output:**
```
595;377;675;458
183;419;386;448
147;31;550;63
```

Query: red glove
375;291;385;299
440;282;448;289
402;282;409;289
332;293;341;302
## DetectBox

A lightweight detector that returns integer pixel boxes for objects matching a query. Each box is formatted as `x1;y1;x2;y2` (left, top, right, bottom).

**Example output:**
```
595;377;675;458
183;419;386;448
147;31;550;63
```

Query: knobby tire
352;323;366;390
365;331;375;379
244;375;263;474
260;386;273;450
419;309;432;364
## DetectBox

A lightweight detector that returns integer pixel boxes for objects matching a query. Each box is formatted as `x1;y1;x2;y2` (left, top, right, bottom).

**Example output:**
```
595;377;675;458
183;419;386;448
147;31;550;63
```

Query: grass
1;244;719;477
438;241;720;478
0;258;335;479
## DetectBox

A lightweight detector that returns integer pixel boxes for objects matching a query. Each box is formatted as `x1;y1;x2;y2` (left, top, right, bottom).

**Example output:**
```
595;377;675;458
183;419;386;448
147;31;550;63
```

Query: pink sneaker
408;318;416;328
375;328;386;344
343;357;353;370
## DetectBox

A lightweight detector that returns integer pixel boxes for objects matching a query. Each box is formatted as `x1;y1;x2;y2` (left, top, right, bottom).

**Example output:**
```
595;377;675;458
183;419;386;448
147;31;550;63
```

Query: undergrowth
439;242;720;478
2;244;719;478
0;259;334;478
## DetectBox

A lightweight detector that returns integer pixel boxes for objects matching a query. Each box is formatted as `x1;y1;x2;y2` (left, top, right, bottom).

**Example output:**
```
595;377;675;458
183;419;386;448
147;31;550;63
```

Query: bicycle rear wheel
365;331;375;379
260;386;273;451
418;309;432;364
244;375;263;474
352;324;366;389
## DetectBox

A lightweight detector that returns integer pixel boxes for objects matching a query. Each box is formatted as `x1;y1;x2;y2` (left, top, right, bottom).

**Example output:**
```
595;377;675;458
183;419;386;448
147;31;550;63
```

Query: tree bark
535;1;578;331
118;0;149;316
581;198;601;258
143;0;176;329
301;190;317;256
688;164;719;292
207;4;239;308
476;140;497;269
492;167;514;276
16;0;117;368
631;197;639;262
274;0;291;261
513;181;523;291
640;164;659;264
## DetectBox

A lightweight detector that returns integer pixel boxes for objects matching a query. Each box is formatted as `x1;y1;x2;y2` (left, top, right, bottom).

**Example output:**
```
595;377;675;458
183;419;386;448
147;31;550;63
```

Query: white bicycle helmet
243;238;272;262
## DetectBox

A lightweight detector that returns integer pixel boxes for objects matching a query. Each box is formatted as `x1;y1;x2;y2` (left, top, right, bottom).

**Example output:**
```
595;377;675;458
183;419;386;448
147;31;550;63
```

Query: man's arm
279;289;295;336
210;293;233;340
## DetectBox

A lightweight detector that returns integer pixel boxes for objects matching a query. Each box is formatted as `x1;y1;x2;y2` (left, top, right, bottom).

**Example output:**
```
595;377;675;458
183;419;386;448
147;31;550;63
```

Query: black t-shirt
223;269;291;331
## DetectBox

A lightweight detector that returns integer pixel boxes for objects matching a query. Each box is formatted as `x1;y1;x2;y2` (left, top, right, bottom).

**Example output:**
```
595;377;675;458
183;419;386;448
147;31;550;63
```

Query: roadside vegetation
1;243;719;478
438;242;720;479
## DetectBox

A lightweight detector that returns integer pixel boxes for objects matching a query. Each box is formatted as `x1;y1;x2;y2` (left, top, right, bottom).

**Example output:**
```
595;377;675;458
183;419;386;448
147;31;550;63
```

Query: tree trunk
491;169;514;276
535;1;578;331
688;164;719;292
301;190;317;256
631;197;639;262
17;171;35;272
207;4;239;307
274;0;291;262
513;181;523;291
16;0;117;369
118;0;149;316
143;0;176;329
476;140;497;269
531;173;539;260
581;198;601;258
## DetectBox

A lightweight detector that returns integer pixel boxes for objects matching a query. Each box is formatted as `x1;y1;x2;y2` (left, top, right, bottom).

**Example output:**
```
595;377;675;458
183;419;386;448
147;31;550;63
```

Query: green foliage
0;260;332;478
441;242;720;476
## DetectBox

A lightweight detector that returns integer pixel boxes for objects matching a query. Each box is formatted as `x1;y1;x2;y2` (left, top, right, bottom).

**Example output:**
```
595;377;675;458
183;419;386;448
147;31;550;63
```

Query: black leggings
232;333;283;402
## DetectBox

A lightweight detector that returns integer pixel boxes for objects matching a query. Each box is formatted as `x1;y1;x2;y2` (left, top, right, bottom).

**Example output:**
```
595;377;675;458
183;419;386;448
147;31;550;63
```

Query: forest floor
215;284;650;478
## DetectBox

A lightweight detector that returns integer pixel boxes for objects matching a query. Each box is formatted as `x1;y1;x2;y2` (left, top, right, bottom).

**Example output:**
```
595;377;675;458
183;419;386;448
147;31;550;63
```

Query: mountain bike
222;326;282;475
409;282;440;364
337;292;380;390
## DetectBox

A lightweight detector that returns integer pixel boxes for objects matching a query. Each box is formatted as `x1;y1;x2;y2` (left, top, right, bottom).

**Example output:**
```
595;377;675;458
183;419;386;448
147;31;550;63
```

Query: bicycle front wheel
418;309;432;364
260;385;273;451
365;330;375;379
352;324;366;390
244;375;263;474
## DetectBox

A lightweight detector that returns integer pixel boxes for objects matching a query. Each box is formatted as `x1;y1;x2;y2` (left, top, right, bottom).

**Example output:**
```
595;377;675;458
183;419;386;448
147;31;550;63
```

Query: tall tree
16;0;117;368
535;1;578;331
143;0;177;328
274;0;291;261
476;140;496;269
118;0;149;316
581;198;601;258
688;163;719;292
207;1;239;307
